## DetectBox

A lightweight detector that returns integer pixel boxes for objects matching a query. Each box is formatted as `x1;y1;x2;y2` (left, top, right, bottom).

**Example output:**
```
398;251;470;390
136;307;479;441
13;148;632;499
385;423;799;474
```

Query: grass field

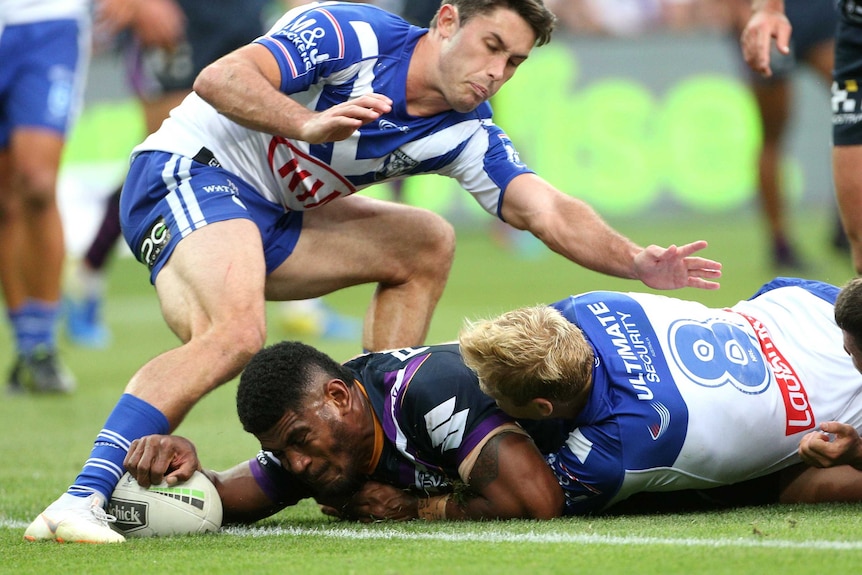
2;207;862;574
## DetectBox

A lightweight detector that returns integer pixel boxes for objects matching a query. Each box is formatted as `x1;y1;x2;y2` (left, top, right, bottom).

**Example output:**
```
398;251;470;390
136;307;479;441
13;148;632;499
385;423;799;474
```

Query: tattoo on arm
468;431;513;491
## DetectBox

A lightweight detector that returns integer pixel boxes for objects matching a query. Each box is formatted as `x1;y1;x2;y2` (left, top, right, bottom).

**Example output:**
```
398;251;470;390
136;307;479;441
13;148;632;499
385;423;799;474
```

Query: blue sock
68;394;170;501
8;299;60;355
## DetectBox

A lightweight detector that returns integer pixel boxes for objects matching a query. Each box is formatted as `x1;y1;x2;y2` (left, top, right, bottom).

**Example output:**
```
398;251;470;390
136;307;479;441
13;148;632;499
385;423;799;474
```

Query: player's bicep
463;427;564;519
226;43;284;90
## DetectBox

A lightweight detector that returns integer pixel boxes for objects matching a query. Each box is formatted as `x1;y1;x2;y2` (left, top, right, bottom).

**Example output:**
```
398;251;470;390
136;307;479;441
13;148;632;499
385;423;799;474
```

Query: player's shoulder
268;1;410;37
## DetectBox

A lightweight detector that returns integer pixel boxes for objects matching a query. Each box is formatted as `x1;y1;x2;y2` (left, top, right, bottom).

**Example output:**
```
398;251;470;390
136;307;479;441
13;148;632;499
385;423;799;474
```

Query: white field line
4;518;860;551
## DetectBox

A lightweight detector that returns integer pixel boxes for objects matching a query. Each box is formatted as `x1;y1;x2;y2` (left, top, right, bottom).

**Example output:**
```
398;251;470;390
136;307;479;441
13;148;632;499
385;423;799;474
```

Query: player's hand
740;8;791;78
129;0;187;49
634;241;722;290
96;0;186;48
124;434;202;488
299;94;393;144
323;480;418;522
798;421;862;469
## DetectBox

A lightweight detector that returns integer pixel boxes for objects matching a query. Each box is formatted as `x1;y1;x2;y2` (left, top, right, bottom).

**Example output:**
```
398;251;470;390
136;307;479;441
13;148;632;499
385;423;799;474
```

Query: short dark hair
236;341;355;435
836;278;862;348
430;0;557;47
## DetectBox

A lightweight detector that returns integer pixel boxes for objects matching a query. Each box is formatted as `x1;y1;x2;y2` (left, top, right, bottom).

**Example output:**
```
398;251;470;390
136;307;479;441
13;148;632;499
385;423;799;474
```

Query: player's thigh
751;81;790;140
266;194;454;300
834;146;862;229
155;218;267;343
803;40;835;83
8;129;64;197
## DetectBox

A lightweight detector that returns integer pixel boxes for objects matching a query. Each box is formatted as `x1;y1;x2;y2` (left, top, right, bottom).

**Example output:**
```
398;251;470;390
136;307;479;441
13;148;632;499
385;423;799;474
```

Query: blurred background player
731;0;838;269
742;1;862;273
0;0;92;393
64;0;361;348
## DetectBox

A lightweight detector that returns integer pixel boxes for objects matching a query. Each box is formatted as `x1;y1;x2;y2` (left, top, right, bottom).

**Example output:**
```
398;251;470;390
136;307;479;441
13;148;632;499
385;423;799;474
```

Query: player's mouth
470;82;489;100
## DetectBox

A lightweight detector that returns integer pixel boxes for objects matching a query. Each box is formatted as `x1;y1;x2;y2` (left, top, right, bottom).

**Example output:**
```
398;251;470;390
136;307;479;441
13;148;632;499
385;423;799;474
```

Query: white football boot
24;493;125;543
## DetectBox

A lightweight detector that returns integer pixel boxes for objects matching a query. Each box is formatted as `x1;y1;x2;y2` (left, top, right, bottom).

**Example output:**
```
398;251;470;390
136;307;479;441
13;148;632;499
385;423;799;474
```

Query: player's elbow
500;481;565;520
193;64;221;104
525;483;565;520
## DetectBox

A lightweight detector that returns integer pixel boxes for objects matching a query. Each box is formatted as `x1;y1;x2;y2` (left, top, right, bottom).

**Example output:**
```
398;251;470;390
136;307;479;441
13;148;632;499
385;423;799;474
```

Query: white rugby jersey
542;278;862;515
135;2;533;217
0;0;89;24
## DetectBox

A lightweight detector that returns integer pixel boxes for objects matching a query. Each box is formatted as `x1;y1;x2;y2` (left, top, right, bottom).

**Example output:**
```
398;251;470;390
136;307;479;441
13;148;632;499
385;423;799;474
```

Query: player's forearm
532;202;641;281
416;489;561;521
205;464;289;525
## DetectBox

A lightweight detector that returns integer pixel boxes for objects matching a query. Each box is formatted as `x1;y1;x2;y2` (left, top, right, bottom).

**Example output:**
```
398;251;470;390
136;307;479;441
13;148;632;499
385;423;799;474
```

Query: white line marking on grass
3;518;860;551
222;525;862;551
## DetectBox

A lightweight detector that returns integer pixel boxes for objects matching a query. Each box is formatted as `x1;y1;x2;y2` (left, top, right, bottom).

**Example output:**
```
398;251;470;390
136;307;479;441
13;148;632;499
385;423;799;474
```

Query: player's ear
531;398;554;419
324;379;352;413
436;4;459;37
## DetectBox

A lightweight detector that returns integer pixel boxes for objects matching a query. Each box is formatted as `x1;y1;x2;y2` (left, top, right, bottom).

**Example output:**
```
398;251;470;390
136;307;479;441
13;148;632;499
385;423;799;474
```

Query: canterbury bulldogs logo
376;149;418;180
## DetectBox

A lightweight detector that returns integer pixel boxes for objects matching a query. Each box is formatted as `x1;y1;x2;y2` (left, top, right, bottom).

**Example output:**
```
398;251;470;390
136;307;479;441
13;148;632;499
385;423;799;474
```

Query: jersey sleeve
255;5;366;95
390;348;515;480
248;450;314;507
441;114;534;219
545;426;626;516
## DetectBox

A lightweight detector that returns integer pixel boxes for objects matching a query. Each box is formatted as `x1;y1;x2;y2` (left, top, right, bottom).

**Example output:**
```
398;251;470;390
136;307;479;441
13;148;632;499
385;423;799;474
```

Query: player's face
256;397;367;499
437;7;536;112
843;330;862;375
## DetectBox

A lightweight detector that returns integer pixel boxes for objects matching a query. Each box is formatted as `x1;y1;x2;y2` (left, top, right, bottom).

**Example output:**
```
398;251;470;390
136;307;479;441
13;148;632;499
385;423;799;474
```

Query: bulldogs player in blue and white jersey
26;1;722;542
459;277;862;515
0;0;91;395
124;340;564;523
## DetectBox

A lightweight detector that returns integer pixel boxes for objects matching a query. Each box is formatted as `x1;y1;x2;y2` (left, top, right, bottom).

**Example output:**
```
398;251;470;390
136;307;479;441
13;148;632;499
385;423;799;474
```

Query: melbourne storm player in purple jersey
126;341;564;522
26;1;721;542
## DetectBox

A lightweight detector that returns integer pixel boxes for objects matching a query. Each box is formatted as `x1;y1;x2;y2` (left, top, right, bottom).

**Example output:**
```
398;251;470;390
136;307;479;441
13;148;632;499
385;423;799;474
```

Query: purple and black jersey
250;343;521;501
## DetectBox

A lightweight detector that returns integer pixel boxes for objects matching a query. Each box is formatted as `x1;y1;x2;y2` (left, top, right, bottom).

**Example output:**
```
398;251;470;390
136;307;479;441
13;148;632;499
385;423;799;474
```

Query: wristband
416;494;450;521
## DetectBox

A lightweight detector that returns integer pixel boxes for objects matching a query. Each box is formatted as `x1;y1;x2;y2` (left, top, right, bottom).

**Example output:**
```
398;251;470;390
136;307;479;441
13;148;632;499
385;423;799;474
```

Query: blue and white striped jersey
134;2;533;217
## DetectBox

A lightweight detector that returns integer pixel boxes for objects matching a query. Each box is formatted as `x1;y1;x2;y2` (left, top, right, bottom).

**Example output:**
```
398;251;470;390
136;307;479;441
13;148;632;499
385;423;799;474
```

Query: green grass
2;208;861;573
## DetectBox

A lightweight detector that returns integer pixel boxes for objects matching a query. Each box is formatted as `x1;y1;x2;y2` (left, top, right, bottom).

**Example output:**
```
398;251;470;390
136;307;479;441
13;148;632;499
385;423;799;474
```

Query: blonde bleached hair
458;305;593;407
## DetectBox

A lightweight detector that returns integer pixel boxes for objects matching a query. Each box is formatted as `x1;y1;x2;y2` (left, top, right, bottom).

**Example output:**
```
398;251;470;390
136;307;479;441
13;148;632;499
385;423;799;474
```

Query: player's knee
411;212;455;276
13;166;58;208
209;317;267;377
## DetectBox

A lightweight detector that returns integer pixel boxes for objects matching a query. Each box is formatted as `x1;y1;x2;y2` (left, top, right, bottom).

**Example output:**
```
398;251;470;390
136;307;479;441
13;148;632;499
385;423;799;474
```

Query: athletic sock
8;299;60;355
67;393;170;502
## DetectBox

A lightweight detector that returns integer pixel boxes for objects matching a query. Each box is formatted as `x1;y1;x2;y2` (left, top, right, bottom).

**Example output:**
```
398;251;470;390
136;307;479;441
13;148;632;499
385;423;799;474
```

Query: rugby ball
108;471;223;537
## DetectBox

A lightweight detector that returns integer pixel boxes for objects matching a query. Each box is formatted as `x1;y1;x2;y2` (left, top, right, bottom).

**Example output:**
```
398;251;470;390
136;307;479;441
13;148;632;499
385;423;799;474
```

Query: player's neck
405;34;451;117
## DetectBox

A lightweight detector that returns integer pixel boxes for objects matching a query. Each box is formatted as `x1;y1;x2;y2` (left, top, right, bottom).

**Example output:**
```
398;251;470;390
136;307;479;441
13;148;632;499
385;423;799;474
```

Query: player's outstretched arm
124;434;294;524
798;421;862;470
329;431;563;521
740;0;791;77
193;44;392;144
501;174;721;290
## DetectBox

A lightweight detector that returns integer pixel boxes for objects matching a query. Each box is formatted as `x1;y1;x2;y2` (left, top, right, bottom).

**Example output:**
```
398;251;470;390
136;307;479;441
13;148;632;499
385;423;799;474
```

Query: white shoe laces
91;506;118;525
